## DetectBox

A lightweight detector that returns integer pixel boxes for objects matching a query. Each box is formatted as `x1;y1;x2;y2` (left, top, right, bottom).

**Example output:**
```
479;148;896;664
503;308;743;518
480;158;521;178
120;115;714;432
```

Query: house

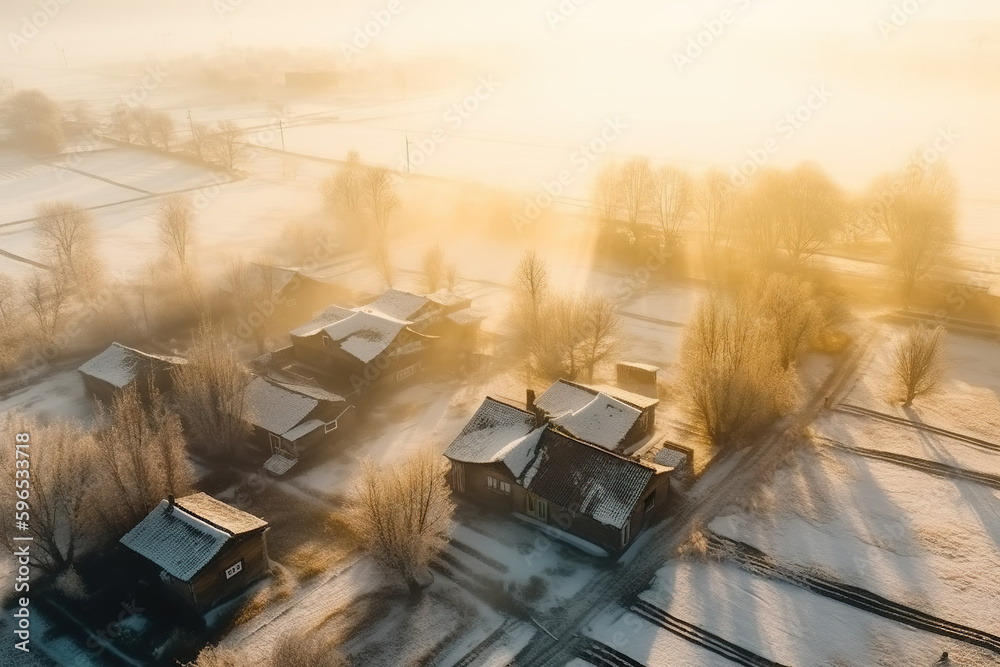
532;379;658;452
443;397;674;555
616;361;659;386
119;493;270;613
242;375;353;472
219;262;344;330
78;342;187;404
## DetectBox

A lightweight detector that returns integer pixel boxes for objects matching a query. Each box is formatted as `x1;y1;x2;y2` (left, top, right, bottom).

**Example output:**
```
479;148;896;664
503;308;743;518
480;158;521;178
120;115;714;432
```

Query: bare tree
362;166;400;237
892;325;945;406
593;162;620;231
346;448;455;598
580;293;622;380
780;163;844;263
443;261;459;291
370;237;396;288
753;273;824;369
90;384;193;540
23;271;68;341
110;102;136;143
865;162;958;303
421;245;444;293
157;195;194;266
0;273;15;323
188;121;213;159
698;169;736;274
679;291;795;447
732;170;785;266
130;105;156;145
172;322;252;457
34;201;98;284
319;150;364;226
0;415;93;573
151;110;175;150
210;119;247;169
1;89;64;152
190;630;347;667
651;166;694;247
618;157;655;234
226;258;279;354
512;250;550;315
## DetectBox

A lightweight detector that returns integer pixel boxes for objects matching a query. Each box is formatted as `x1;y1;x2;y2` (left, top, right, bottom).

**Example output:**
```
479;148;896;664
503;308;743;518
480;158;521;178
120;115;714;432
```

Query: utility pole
279;119;285;151
54;43;67;69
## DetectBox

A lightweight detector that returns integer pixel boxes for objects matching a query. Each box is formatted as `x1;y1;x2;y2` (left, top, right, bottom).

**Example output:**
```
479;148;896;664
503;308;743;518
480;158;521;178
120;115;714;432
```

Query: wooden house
119;493;269;613
78;343;187;405
242;375;353;473
443;397;674;555
533;379;658;452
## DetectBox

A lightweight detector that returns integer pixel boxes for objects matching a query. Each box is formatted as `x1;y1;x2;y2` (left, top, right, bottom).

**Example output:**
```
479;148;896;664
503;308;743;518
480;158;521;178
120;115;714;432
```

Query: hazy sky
2;0;1000;66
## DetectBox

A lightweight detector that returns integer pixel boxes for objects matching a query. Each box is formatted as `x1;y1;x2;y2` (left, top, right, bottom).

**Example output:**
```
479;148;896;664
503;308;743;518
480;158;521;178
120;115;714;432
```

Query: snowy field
575;322;1000;666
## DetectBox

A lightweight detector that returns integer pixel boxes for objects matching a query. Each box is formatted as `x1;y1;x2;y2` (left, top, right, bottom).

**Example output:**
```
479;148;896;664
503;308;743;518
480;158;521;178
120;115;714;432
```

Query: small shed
78;343;186;404
120;493;270;613
616;362;659;386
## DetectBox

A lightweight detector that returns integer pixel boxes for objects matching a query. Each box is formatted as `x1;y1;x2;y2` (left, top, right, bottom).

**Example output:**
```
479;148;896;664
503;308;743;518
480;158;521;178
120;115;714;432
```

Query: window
395;365;415;382
527;495;548;520
225;560;243;579
486;475;511;495
268;433;281;453
637;411;649;433
620;522;631;548
452;462;465;493
644;493;655;513
324;420;337;434
322;336;332;350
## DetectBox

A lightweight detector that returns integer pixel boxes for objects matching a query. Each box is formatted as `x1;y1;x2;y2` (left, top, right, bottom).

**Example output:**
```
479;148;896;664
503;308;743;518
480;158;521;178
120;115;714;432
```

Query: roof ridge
484;395;535;416
543;425;656;470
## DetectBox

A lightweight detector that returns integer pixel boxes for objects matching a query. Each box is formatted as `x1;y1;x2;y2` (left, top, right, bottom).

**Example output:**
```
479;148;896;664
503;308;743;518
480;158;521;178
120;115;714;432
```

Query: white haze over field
2;0;1000;248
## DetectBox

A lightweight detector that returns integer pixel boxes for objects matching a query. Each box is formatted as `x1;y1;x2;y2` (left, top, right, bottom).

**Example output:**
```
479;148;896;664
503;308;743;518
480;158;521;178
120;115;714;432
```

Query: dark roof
507;429;661;529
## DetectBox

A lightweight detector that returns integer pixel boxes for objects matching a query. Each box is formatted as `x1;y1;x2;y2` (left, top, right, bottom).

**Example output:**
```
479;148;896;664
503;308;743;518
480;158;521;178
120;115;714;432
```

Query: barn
119;493;270;613
78;342;187;404
443;396;674;555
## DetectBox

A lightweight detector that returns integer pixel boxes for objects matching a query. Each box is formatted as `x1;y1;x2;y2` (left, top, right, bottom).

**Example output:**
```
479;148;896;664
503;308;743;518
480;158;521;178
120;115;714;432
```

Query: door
268;432;281;453
452;462;465;493
526;494;548;521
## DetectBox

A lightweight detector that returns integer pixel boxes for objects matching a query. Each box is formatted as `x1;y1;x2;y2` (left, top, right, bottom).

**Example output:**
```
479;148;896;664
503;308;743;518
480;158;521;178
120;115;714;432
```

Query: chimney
167;494;175;512
526;389;536;412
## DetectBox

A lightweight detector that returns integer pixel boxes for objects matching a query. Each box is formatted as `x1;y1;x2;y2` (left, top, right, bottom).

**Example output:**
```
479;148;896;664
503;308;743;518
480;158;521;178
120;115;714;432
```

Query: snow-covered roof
324;310;411;364
268;379;344;404
289;305;354;337
174;492;268;535
618;361;660;373
444;397;537;463
989;283;1000;298
78;342;186;389
281;418;324;442
505;429;659;529
361;289;428;320
120;495;264;581
425;289;469;308
446;308;487;326
551;393;641;450
243;376;320;436
653;447;687;470
535;379;599;417
592;384;659;410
